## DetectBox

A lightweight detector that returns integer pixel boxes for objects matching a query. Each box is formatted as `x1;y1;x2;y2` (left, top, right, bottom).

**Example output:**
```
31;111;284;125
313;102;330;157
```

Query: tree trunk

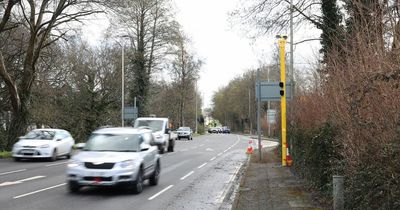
6;103;29;150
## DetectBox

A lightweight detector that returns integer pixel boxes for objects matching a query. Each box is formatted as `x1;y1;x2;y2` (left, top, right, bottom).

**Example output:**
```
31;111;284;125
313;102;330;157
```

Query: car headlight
67;160;82;168
119;159;136;169
40;144;50;148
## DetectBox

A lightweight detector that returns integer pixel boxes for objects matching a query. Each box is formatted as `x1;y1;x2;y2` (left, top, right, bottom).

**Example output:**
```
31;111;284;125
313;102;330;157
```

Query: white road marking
180;171;194;180
216;164;243;204
205;148;214;151
217;153;223;156
197;163;208;169
0;169;27;176
18;175;46;182
199;144;205;147
0;176;45;187
13;183;66;199
45;161;68;167
148;185;174;200
210;157;216;161
224;149;229;153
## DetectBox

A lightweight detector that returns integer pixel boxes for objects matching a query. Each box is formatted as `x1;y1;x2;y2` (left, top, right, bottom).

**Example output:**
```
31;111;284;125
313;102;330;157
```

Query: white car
66;127;160;194
12;129;75;161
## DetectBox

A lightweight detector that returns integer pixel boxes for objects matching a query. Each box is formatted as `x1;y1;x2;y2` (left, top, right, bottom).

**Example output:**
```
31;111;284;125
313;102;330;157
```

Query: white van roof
136;117;168;121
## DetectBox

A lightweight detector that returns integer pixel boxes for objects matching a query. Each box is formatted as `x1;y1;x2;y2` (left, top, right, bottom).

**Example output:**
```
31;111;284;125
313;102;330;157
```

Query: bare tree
0;0;103;150
109;0;175;116
168;27;201;127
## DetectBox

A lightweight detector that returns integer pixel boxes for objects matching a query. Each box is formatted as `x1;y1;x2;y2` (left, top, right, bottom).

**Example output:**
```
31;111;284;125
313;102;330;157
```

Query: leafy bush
290;123;342;196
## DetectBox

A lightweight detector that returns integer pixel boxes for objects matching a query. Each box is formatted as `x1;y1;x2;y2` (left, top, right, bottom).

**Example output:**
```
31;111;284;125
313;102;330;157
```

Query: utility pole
277;35;288;166
248;89;252;135
256;68;262;161
267;66;271;137
195;81;198;134
290;0;294;82
121;45;125;127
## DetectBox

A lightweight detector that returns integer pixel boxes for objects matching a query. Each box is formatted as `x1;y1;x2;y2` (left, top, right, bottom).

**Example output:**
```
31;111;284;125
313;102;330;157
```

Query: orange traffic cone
286;143;293;166
246;139;254;154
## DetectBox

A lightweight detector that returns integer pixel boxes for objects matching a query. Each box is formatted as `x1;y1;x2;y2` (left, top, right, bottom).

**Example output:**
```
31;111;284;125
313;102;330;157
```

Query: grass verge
0;151;12;159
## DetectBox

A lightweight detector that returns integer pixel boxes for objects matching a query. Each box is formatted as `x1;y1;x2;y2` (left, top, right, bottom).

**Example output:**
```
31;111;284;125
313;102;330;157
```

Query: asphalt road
0;134;248;210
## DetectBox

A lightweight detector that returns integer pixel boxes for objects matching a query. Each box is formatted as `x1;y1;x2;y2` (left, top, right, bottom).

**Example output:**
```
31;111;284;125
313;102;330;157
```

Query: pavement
232;139;324;210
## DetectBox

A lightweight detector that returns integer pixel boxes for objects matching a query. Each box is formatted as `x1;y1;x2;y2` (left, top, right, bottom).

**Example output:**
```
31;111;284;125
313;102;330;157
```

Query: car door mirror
75;143;86;150
140;144;150;151
165;128;170;134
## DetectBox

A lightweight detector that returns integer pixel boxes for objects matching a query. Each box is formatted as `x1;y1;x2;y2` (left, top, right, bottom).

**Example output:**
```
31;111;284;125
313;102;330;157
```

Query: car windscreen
83;133;140;152
134;120;164;132
24;130;55;140
178;127;190;131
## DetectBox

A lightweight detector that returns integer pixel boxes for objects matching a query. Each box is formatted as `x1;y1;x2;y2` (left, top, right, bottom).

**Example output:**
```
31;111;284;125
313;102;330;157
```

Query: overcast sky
174;0;268;109
83;0;321;110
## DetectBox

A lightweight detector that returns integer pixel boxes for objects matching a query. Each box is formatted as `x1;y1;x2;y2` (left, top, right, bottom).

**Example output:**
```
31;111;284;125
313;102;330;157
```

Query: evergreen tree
318;0;344;64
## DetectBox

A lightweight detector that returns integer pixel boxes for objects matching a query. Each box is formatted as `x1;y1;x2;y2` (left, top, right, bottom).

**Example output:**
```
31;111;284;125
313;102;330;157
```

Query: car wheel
149;161;160;186
159;146;165;154
66;147;73;159
13;157;21;162
68;181;81;193
50;149;57;162
133;168;144;194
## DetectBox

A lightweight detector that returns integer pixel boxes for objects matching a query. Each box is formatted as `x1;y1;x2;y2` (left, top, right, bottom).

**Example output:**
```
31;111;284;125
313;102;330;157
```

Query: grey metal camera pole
333;175;344;210
257;68;262;161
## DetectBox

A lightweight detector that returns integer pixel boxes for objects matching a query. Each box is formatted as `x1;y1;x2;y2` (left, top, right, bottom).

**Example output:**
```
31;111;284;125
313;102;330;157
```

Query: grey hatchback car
66;127;160;194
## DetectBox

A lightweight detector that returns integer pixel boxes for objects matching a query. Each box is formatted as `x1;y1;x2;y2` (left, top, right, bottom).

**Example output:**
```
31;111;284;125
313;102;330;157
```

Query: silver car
66;127;160;194
177;127;193;140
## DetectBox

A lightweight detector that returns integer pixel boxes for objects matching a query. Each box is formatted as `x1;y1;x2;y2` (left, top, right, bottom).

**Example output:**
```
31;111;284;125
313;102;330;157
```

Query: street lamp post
121;45;125;127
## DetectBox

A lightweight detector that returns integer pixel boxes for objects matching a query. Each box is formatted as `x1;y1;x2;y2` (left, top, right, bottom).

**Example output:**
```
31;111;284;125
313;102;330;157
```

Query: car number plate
86;171;106;177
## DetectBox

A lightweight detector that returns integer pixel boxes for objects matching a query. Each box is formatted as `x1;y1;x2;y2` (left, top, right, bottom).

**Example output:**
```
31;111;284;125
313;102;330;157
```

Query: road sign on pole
123;107;138;120
267;109;276;124
255;82;293;101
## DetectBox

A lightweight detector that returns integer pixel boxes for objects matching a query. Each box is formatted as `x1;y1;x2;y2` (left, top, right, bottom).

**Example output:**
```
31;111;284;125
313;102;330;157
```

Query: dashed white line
197;163;208;169
0;169;27;176
1;175;45;187
148;185;174;200
13;183;66;199
217;153;223;156
224;149;229;153
18;176;46;182
45;161;68;167
180;171;194;180
210;157;216;161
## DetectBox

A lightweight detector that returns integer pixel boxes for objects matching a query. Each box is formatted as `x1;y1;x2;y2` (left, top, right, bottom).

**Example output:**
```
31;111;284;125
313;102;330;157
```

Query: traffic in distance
8;116;235;198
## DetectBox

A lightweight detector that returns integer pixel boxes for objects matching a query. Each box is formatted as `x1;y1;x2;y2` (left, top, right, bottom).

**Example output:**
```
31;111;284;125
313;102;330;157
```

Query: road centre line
45;161;69;167
210;157;216;161
180;171;194;180
0;169;27;176
148;185;174;200
197;163;207;169
13;183;66;199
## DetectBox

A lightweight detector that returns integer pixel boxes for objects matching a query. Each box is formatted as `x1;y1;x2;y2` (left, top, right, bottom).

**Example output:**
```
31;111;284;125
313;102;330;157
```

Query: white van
133;117;174;154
